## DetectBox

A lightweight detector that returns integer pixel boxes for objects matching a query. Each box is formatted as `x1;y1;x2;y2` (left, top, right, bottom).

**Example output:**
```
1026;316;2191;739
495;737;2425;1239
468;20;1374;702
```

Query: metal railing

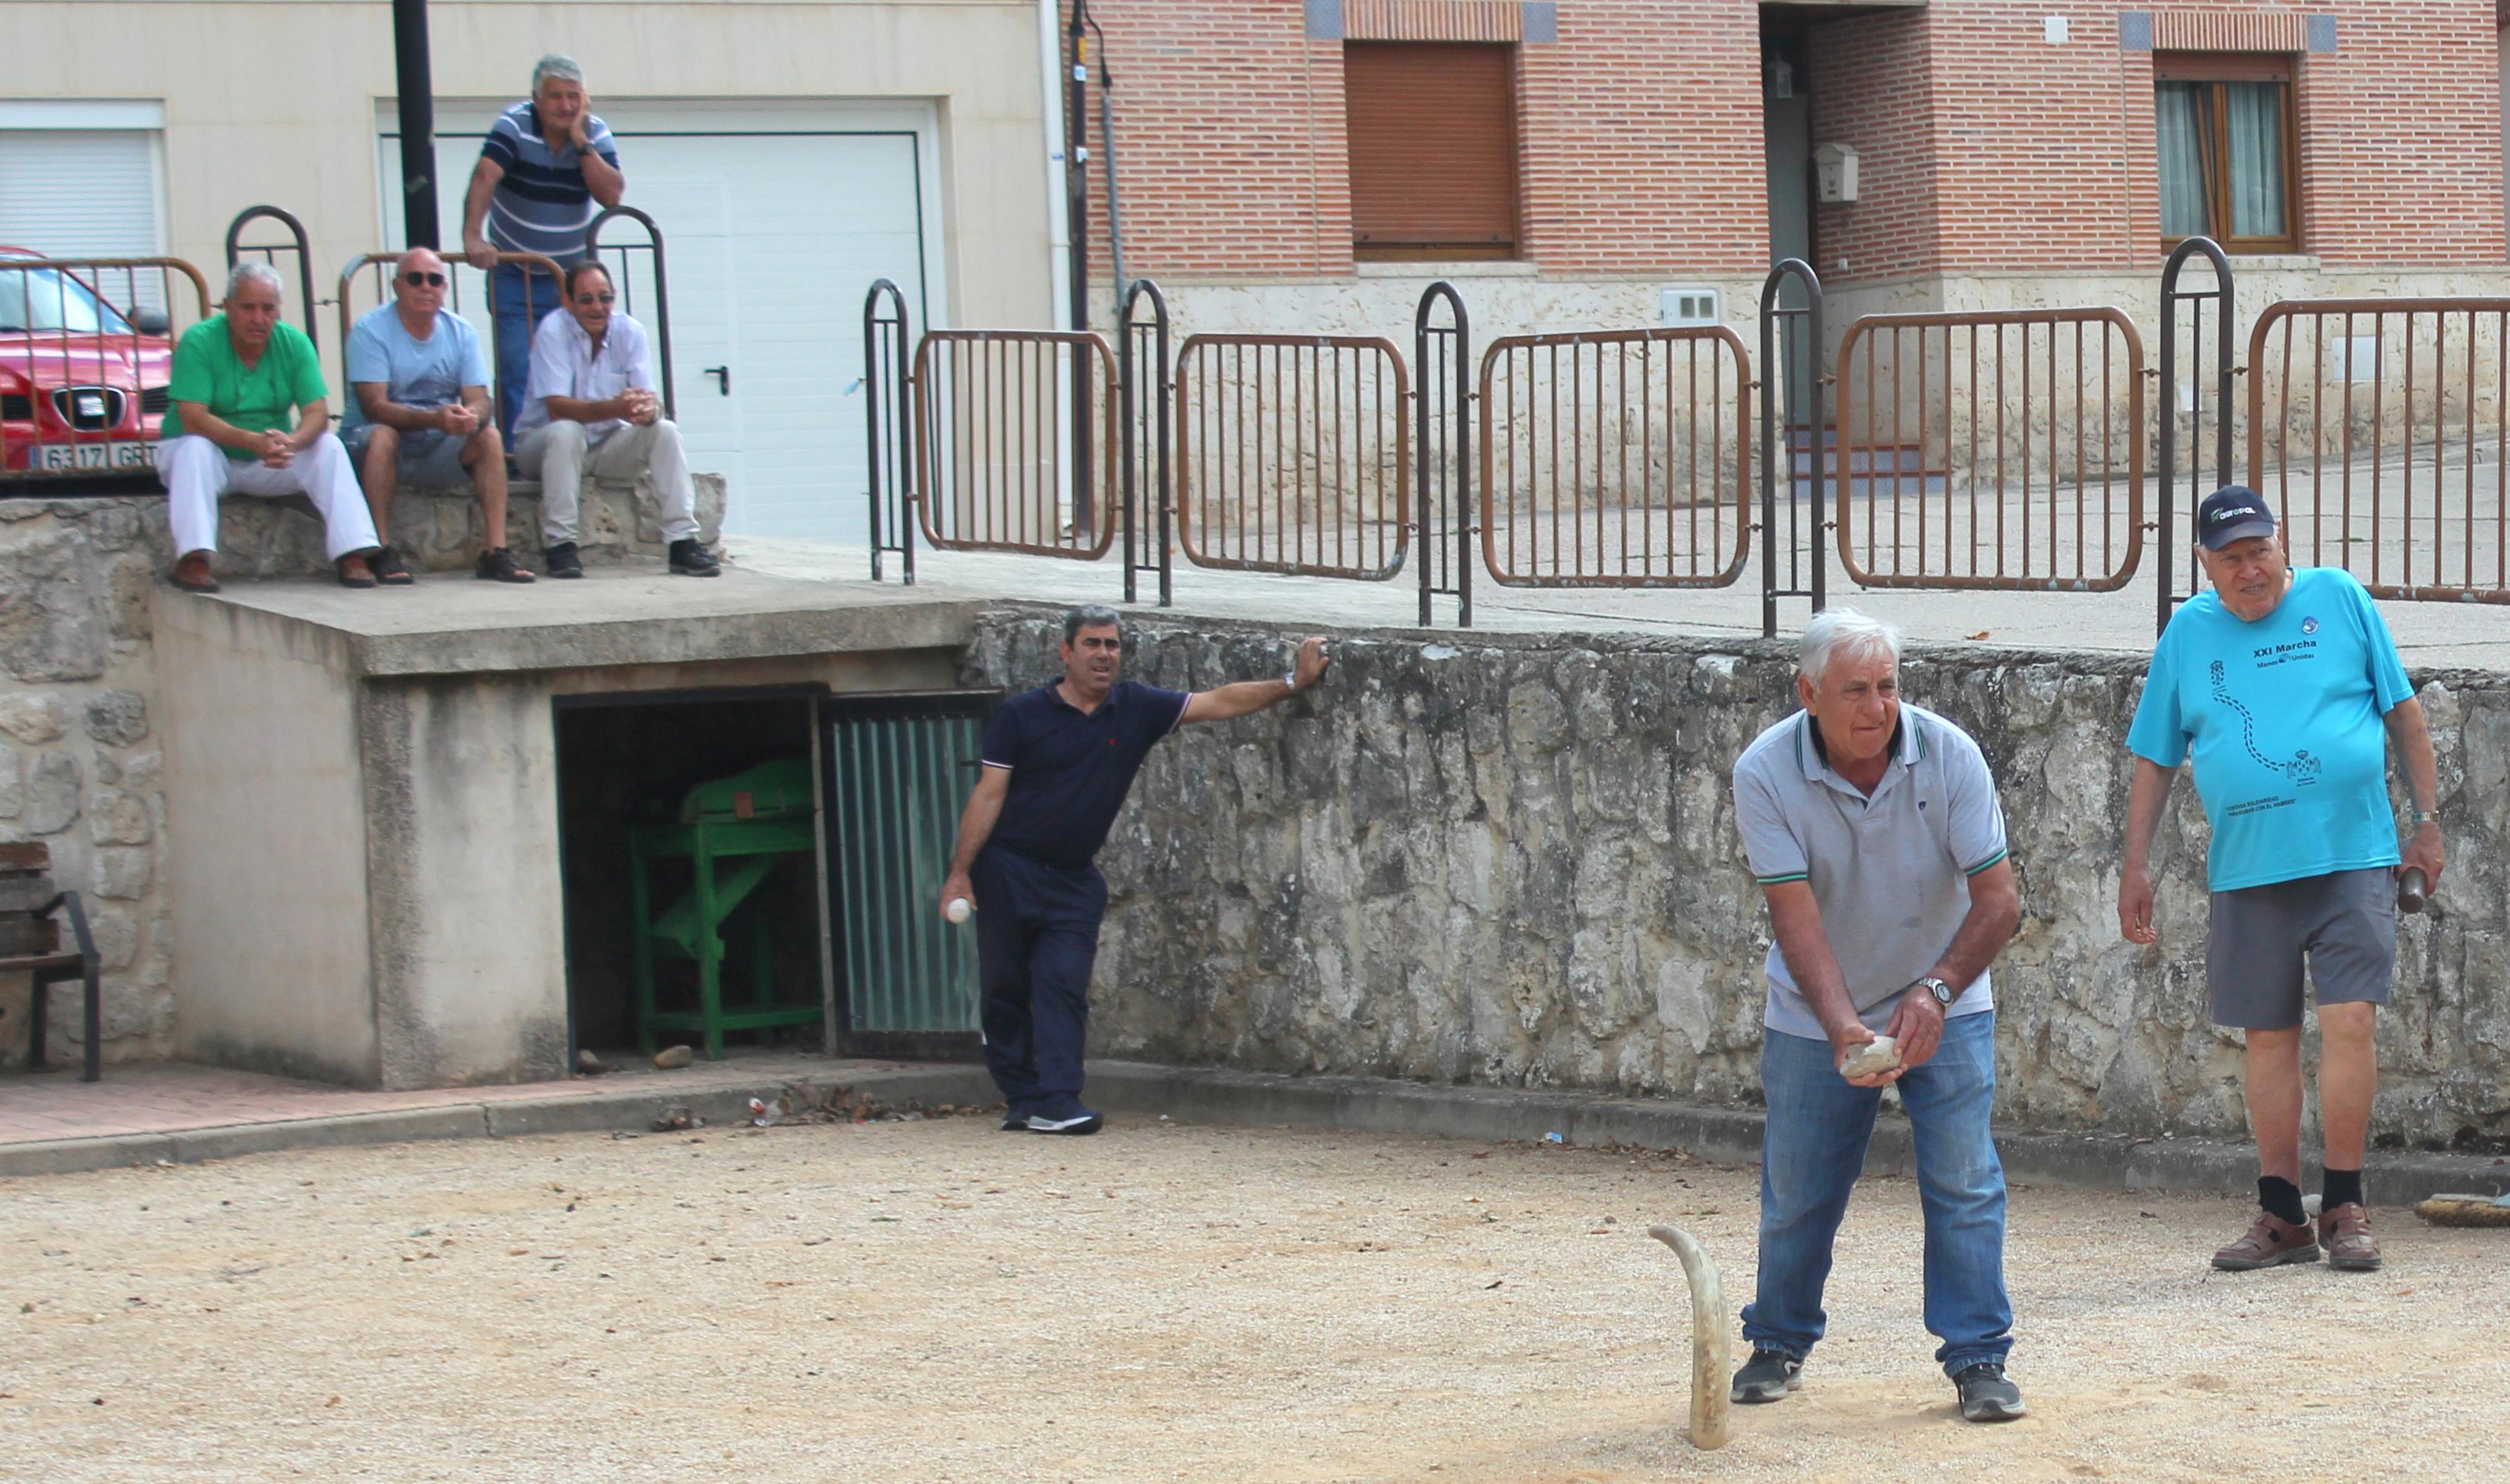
1833;308;2146;591
224;205;319;349
912;330;1119;558
1478;326;1751;588
1117;279;1173;605
1414;282;1473;624
1759;259;1826;636
335;250;562;434
1;256;212;479
2157;237;2237;632
2246;298;2510;603
587;205;676;420
862;279;915;583
1173;333;1411;580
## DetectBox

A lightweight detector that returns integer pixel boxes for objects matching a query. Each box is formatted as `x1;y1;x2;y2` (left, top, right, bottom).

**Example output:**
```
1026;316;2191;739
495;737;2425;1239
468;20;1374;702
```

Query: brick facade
1075;0;2503;292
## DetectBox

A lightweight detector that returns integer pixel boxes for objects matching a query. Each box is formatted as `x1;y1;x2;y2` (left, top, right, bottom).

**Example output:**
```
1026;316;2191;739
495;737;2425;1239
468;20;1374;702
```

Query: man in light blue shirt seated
2121;485;2444;1276
341;247;533;584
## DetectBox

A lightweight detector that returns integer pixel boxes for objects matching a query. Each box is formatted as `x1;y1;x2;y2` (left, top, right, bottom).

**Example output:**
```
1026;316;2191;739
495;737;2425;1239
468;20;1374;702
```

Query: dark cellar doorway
555;686;829;1061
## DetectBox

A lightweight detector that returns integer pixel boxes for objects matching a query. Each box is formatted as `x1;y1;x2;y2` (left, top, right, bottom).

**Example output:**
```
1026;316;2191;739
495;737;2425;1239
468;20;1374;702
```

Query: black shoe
1023;1099;1103;1135
998;1103;1029;1132
474;546;536;583
543;541;584;578
371;544;415;585
1731;1349;1803;1404
1952;1362;2026;1423
668;538;721;577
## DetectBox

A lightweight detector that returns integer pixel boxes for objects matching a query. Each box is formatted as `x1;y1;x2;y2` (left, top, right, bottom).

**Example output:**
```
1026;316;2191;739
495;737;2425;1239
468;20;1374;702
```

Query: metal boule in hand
1648;1224;1731;1450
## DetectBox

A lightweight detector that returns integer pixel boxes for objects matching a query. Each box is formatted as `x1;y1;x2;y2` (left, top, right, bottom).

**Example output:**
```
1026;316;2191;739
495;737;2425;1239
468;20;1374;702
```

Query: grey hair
531;54;585;92
1799;606;1903;686
223;260;284;302
1062;605;1121;644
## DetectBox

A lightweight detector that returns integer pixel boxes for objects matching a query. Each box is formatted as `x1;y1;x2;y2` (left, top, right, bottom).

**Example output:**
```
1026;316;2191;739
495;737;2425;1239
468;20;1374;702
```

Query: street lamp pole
393;0;440;248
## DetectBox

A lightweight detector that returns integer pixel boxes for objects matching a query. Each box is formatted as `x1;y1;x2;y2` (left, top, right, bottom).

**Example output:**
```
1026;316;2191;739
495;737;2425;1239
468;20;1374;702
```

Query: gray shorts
341;423;472;486
2206;867;2396;1030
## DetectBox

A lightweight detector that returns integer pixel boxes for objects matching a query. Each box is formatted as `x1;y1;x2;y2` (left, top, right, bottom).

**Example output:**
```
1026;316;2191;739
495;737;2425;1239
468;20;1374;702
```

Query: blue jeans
489;261;562;436
969;845;1107;1112
1741;1011;2013;1375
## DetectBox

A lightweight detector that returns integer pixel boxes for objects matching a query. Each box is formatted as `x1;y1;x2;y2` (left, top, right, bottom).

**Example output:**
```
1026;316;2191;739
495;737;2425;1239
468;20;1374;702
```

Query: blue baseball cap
2196;485;2277;550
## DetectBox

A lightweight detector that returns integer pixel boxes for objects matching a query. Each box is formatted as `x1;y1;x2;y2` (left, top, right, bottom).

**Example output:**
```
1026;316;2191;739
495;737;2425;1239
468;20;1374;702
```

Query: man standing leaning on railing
461;53;623;435
2119;485;2445;1275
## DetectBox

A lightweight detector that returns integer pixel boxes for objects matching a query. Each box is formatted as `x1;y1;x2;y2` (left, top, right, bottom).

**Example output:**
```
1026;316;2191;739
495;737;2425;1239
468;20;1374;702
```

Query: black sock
2257;1176;2307;1225
2322;1167;2363;1213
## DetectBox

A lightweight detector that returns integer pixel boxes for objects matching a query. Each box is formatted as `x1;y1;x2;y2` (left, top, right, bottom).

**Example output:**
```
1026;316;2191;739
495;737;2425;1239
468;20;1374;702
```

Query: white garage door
382;102;938;544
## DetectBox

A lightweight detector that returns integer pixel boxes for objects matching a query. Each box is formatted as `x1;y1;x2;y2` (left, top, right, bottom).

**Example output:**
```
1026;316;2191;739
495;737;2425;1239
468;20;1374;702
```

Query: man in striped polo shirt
461;54;624;434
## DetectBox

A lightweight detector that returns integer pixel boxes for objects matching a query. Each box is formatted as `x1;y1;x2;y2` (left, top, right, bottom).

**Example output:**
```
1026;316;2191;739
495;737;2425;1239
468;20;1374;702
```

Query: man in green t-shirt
156;262;381;593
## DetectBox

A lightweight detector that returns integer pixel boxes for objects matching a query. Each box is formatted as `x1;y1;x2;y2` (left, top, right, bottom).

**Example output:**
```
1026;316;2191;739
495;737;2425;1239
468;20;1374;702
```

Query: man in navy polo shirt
941;606;1332;1134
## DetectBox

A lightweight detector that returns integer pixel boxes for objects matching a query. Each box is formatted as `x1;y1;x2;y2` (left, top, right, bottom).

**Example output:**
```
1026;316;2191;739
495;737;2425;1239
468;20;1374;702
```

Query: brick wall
1075;0;2503;290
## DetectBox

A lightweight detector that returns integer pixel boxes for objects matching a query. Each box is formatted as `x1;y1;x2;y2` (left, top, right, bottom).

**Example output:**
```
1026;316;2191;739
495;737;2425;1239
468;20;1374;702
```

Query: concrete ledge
1086;1061;2510;1205
170;1106;489;1164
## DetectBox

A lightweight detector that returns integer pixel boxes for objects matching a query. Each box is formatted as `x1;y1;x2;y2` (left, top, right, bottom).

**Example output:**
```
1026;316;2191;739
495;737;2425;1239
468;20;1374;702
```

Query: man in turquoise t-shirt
157;262;379;593
2120;486;2444;1277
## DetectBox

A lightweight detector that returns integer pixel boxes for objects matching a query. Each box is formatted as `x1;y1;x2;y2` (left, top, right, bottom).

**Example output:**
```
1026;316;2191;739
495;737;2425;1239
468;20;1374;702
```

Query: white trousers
156;433;379;562
512;418;700;546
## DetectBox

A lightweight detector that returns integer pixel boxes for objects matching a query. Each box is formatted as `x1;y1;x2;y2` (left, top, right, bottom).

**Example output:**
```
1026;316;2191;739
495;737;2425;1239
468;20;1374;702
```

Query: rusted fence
1117;280;1172;605
1414;282;1473;624
1833;308;2146;593
225;205;319;349
2246;298;2510;603
2156;238;2238;632
912;330;1117;559
1478;326;1751;588
587;206;677;421
1759;259;1826;636
1173;333;1410;580
863;279;915;583
1;256;211;479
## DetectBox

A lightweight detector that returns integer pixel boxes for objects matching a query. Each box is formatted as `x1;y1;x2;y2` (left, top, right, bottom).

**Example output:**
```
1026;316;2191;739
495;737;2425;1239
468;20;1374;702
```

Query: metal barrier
224;205;319;349
1173;334;1411;580
1414;282;1473;624
587;205;676;420
2157;238;2236;632
1117;279;1173;605
862;279;915;582
336;250;562;432
1;256;212;479
1759;259;1826;635
2246;298;2510;603
1478;326;1751;588
913;330;1118;558
1834;309;2145;591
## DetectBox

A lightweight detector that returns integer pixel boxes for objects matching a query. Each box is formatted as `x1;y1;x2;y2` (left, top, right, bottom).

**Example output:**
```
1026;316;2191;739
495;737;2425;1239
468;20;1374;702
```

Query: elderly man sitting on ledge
341;246;533;585
158;262;380;593
511;260;718;578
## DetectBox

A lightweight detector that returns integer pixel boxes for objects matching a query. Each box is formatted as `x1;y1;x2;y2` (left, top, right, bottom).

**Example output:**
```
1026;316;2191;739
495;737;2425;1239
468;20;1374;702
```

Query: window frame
2154;52;2302;255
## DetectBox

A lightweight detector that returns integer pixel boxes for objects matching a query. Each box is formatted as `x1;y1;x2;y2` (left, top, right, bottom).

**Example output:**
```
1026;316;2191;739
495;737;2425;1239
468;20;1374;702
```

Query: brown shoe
2319;1202;2383;1271
2213;1210;2322;1270
170;552;219;593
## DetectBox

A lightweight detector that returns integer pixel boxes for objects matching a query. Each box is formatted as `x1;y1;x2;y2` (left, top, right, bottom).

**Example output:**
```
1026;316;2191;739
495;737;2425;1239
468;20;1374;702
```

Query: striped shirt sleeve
481;112;522;170
1732;763;1809;888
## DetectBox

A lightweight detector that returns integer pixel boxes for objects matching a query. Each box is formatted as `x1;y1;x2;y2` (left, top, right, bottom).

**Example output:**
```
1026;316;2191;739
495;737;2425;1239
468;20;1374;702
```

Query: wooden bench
0;843;102;1082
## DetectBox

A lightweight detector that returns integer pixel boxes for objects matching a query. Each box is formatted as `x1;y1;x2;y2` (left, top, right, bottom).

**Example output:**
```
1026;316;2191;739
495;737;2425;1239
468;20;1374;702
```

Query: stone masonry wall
968;613;2510;1150
0;470;726;1069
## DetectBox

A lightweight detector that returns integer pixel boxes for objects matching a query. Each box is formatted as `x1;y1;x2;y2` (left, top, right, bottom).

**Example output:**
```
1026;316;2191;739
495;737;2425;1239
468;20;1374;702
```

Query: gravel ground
4;1114;2507;1483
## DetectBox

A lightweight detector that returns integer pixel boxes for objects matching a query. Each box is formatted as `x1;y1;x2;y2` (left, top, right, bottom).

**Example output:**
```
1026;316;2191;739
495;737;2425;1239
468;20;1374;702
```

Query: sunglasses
401;271;448;287
574;292;616;305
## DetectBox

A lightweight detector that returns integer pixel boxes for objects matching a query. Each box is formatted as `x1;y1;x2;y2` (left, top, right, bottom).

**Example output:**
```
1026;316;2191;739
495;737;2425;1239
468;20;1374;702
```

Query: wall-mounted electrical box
1660;287;1722;328
1815;142;1859;204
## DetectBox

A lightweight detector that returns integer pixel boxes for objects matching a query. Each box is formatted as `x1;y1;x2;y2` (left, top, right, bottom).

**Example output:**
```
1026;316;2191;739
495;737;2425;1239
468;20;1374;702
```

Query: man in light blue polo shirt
1729;608;2025;1424
342;247;532;584
2121;485;2444;1275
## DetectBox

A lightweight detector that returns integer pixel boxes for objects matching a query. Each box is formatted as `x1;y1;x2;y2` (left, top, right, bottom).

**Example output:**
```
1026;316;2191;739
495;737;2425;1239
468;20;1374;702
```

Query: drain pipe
1037;0;1074;333
1087;7;1126;300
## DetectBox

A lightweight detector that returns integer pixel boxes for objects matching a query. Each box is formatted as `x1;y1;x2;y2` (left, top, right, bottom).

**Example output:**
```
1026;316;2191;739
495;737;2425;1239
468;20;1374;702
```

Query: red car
1;248;175;474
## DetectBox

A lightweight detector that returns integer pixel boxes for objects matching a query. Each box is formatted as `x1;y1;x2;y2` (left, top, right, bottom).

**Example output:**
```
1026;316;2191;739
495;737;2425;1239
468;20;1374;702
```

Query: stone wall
967;614;2510;1150
0;468;725;1069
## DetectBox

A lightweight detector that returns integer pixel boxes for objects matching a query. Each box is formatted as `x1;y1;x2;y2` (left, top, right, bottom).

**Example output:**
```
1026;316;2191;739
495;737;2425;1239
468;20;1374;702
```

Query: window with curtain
2154;54;2298;251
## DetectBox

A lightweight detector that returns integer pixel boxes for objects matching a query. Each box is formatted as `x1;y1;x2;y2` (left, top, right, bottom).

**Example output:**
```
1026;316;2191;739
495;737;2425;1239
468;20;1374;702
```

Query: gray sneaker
1953;1362;2025;1422
1731;1348;1803;1404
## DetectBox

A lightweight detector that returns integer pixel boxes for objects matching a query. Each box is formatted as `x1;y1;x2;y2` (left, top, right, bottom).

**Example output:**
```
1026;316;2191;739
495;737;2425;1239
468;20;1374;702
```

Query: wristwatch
1282;670;1300;693
1915;976;1956;1009
2409;809;2441;829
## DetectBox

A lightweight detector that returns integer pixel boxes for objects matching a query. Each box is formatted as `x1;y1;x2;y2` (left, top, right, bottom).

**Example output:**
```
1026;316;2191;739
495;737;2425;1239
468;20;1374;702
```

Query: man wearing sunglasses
340;248;534;584
512;260;718;577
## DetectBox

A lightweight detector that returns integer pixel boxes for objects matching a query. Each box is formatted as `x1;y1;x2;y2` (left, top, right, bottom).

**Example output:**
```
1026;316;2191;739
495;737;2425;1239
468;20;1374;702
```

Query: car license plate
37;443;150;471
